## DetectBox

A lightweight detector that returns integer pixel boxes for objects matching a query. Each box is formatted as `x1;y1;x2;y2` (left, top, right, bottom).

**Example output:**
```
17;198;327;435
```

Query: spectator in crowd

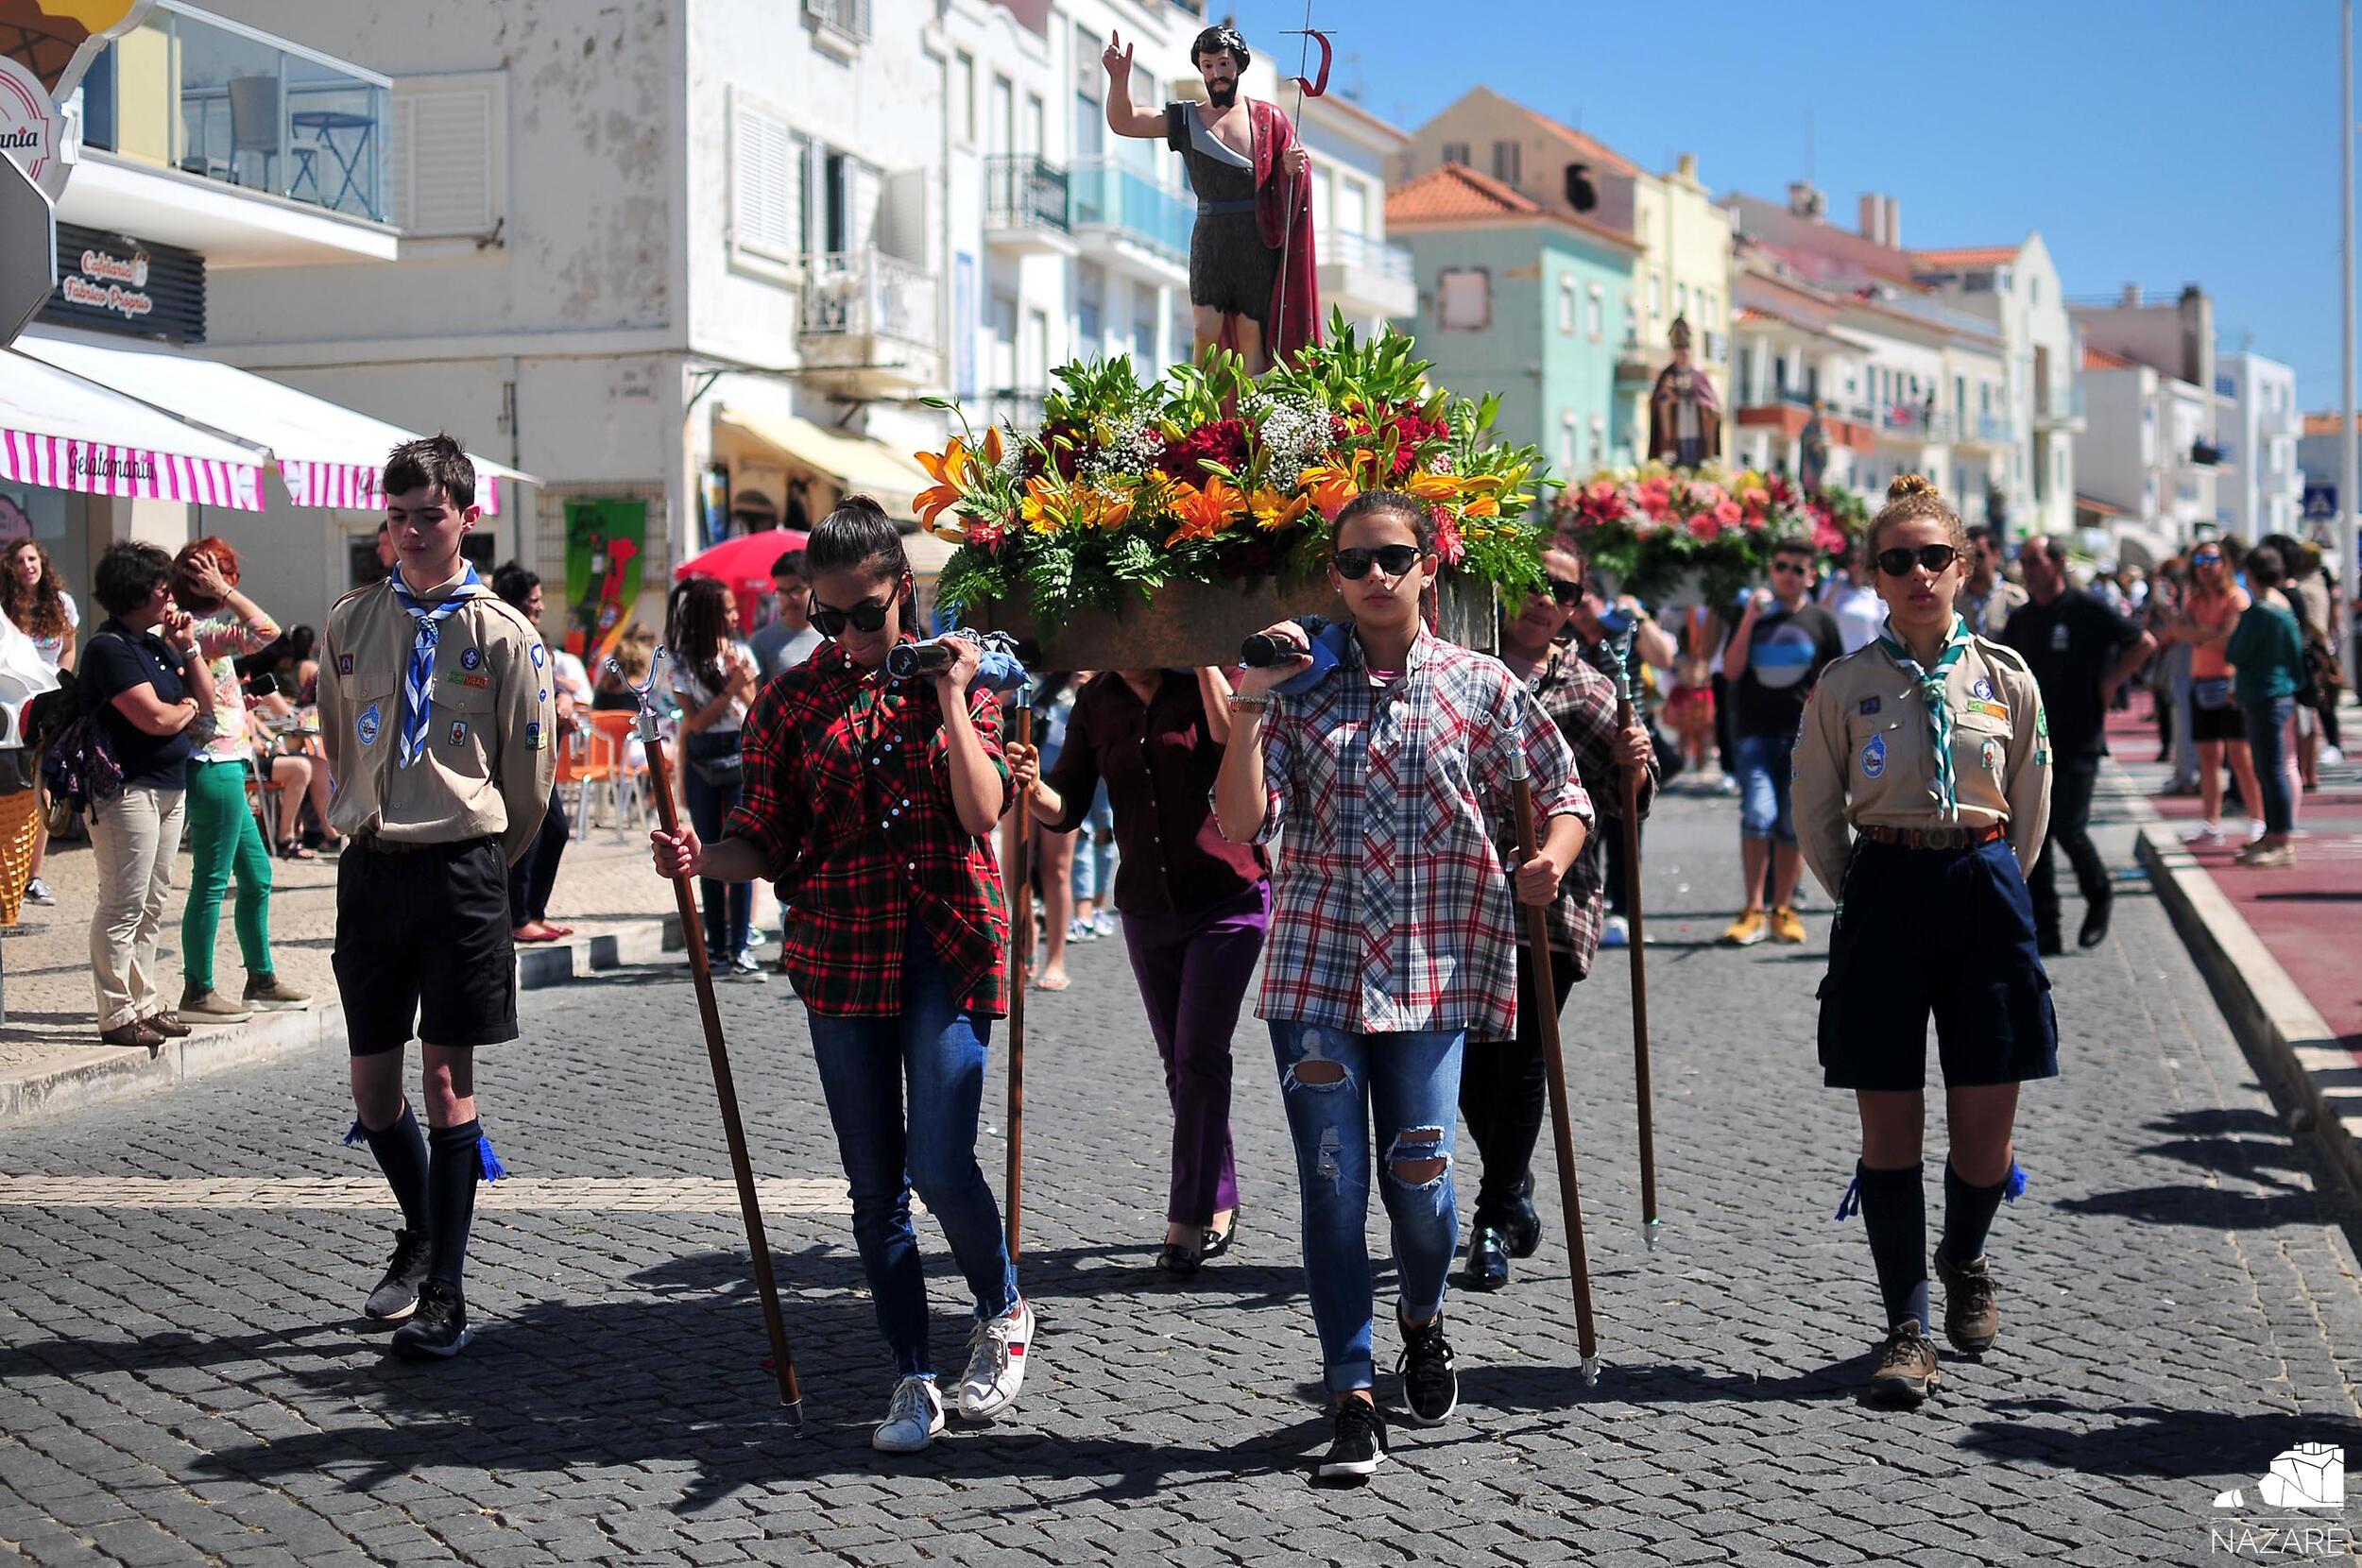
1720;538;1844;946
1959;525;2025;639
1827;542;1888;655
1018;673;1083;991
492;563;579;945
82;542;217;1048
746;550;821;678
665;577;763;977
4;537;77;907
2226;545;2310;869
2165;542;2266;847
1561;569;1675;947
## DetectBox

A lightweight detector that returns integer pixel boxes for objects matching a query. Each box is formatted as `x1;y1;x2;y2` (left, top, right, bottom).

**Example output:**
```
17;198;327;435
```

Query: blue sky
1226;0;2346;403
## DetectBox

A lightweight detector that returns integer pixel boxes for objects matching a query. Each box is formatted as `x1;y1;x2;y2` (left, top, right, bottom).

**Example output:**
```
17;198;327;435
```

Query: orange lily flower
914;436;974;532
1020;475;1071;536
1248;486;1312;532
1165;476;1245;547
1299;464;1360;522
1403;472;1462;502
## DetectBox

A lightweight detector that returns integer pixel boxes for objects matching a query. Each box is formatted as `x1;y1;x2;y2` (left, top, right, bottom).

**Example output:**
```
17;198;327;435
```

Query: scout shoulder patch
356;702;382;746
526;721;543;752
1966;698;2011;721
448;720;468;746
336;653;354;676
1861;732;1887;779
1980;738;2002;773
2036;707;2048;739
1859;696;1881;715
1971;677;1995;701
460;647;483;672
531;643;546;670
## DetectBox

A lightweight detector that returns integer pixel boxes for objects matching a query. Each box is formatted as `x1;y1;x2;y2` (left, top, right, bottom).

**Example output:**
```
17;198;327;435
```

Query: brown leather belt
1857;822;2007;851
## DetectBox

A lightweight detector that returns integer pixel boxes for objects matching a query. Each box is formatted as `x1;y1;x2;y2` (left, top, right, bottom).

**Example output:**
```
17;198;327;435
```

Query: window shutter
389;74;503;239
731;98;799;260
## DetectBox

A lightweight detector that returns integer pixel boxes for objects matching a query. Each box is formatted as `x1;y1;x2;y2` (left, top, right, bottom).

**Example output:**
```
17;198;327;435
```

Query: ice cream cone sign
1;0;152;95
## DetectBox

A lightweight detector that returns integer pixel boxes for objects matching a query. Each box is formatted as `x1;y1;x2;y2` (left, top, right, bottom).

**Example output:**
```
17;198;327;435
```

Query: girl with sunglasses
2165;544;2266;848
1215;490;1592;1481
1792;474;2054;1409
649;496;1035;1456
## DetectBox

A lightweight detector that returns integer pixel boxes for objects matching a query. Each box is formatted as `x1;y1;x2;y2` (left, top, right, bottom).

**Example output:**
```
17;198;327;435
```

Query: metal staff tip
781;1396;806;1435
1643;1218;1664;1253
1581;1355;1601;1388
606;647;669;742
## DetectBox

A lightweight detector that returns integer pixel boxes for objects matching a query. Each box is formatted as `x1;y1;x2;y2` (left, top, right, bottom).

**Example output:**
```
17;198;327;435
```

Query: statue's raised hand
1102;29;1135;80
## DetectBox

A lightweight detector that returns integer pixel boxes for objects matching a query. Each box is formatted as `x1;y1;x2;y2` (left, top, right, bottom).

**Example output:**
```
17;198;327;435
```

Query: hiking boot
1770;906;1806;944
1865;1319;1942;1407
242;973;311;1011
388;1279;471;1359
1722;908;1769;946
364;1228;432;1321
180;984;251;1024
1395;1312;1460;1425
955;1298;1035;1420
872;1374;945;1453
1935;1250;2000;1355
1316;1396;1388;1481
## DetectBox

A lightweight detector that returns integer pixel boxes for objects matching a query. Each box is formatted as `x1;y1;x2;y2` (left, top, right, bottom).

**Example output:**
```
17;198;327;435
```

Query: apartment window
1557;277;1576;335
989;292;1018;388
1585;282;1603;341
1676;281;1688;319
1024;94;1044;157
391;71;510;241
1437;267;1490;332
953;52;975;145
729;93;801;264
1338;175;1369;238
1072;22;1103;160
1441;141;1470;167
1648;273;1662;317
1588;416;1606;467
1559;416;1577;475
1492;140;1521;186
1623;294;1636;343
1737;346;1755;402
990;74;1014;156
1023;306;1049;390
1075;261;1104;351
1132;283;1157;364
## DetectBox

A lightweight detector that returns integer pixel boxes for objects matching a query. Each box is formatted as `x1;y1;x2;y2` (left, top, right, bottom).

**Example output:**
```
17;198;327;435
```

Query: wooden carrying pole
1613;635;1661;1248
1004;707;1033;1260
1511;766;1601;1384
631;662;802;1423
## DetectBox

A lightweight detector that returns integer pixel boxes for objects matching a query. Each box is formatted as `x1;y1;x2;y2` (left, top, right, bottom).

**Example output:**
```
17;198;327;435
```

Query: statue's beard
1207;79;1238;108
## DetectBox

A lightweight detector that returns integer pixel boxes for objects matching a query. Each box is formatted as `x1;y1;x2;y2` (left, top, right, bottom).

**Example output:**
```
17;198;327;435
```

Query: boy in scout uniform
321;435;556;1360
1791;474;2054;1410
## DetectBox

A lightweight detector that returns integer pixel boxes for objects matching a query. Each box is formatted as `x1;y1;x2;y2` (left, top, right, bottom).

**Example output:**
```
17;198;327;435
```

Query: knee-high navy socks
1855;1161;1929;1331
362;1102;430;1235
426;1120;484;1291
1940;1160;2008;1267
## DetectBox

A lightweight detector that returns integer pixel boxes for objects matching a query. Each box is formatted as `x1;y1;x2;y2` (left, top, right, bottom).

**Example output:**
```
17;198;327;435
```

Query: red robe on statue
1249;99;1322;363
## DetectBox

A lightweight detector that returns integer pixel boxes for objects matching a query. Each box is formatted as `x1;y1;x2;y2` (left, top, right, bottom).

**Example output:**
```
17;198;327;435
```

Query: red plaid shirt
1237;627;1591;1039
725;641;1012;1018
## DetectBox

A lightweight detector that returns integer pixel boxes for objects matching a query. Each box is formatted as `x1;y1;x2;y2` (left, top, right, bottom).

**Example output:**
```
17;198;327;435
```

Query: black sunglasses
810;596;893;637
1544;576;1585;605
1768;558;1810;575
1333;544;1424;580
1876;544;1960;577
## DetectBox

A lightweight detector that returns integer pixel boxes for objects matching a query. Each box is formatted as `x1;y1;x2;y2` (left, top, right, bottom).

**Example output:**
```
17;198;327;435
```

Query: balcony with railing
2033;382;2086;430
800;247;938;390
1318;228;1416;320
79;2;392;226
1067;159;1192;281
984;155;1073;255
979;388;1050;435
803;0;873;51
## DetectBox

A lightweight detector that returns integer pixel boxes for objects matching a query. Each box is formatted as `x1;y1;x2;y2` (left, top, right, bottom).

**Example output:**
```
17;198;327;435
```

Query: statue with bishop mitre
1647;315;1722;469
1100;25;1321;374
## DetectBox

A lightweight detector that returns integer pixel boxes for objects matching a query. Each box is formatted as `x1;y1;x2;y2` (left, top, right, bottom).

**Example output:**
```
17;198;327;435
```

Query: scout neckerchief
1875;612;1974;820
389;563;480;768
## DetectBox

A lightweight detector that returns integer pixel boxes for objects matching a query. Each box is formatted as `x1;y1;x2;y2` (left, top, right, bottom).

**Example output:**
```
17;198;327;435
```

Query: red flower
1430;506;1465;567
1714;499;1743;529
1637;478;1673;520
1158;418;1250;483
1687;513;1723;542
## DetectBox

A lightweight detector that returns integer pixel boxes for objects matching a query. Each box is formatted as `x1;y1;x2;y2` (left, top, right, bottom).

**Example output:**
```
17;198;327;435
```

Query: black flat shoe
1199;1210;1240;1260
1155;1243;1201;1278
1458;1224;1510;1291
2078;896;2113;950
1500;1176;1543;1259
2036;931;2065;959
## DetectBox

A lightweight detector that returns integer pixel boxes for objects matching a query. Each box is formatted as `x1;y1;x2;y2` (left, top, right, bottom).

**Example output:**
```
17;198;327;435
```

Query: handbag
682;726;744;789
2192;676;2234;712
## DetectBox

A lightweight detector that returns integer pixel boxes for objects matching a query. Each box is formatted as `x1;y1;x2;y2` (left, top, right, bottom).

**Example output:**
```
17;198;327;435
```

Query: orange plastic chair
587;709;647;836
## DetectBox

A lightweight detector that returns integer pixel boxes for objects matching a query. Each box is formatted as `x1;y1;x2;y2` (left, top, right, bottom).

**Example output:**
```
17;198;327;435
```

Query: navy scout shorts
334;838;518;1057
1816;837;2058;1092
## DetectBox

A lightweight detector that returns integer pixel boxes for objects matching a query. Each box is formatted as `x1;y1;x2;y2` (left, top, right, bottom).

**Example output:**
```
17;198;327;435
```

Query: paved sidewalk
0;809;681;1123
3;790;2360;1565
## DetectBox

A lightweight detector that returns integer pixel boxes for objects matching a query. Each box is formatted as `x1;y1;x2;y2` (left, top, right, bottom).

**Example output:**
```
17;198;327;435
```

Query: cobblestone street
4;786;2360;1566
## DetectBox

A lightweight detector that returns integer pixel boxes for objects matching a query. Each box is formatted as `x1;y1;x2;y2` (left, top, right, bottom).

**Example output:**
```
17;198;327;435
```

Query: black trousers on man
2027;753;2107;944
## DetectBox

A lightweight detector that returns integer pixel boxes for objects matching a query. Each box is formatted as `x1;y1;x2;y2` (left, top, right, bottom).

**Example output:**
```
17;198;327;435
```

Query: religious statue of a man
1101;26;1320;374
1646;315;1721;469
1798;401;1828;495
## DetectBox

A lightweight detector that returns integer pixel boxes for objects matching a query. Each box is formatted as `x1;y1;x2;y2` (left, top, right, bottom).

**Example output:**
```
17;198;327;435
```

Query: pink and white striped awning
0;350;269;511
282;460;502;515
0;432;264;510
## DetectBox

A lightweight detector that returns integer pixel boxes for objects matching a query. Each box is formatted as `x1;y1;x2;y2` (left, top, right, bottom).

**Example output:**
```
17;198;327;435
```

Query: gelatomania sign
38;224;204;342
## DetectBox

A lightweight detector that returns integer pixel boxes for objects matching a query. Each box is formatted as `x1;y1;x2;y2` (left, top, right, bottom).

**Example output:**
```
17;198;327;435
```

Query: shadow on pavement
1458;1354;1866;1411
1959;1400;2362;1483
2051;1184;2328;1229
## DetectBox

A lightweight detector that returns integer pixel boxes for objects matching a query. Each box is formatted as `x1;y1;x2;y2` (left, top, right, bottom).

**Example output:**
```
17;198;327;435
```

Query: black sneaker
1315;1397;1387;1481
363;1228;431;1321
1395;1312;1460;1425
388;1279;471;1359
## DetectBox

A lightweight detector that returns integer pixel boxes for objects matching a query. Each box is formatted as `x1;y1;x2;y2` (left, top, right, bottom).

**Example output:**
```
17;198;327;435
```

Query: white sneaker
2182;822;2225;847
955;1298;1035;1420
871;1375;944;1453
1091;911;1117;937
2246;818;2268;843
2323;744;2346;766
1600;915;1630;948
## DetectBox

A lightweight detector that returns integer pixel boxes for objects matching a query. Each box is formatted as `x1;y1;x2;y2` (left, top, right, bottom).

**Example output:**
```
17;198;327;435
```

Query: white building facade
2212;349;2301;541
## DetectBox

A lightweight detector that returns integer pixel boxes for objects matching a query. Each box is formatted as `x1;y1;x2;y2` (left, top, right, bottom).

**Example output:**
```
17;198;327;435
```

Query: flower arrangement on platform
918;316;1553;634
1552;464;1866;605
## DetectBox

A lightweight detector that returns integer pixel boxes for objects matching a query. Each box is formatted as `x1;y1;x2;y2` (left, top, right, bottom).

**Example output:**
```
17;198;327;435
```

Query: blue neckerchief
388;564;480;768
1874;613;1974;819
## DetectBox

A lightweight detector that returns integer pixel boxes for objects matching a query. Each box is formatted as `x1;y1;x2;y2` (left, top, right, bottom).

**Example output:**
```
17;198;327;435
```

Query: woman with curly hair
4;537;77;906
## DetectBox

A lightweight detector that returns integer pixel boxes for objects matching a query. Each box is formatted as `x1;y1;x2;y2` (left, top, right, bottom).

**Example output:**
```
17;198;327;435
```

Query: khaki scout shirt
1792;634;2052;903
319;572;556;863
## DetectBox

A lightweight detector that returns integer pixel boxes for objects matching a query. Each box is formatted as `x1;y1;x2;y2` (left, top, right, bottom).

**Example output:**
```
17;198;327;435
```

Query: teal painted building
1386;163;1642;485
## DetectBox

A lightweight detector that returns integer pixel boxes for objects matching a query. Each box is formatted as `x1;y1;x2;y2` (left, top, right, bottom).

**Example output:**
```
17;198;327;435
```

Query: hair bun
837;493;886;519
1888;473;1940;503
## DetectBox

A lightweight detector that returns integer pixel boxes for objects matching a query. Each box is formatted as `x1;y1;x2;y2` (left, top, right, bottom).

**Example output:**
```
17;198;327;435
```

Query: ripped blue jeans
1269;1020;1465;1394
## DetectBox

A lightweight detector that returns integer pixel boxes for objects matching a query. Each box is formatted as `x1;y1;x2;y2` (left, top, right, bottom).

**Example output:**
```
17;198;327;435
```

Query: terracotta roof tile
2084;345;2135;371
1913;245;2019;270
1386;162;1538;223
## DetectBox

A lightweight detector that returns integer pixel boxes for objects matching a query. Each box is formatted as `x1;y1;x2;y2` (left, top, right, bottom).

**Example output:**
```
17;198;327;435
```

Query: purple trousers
1121;880;1271;1227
